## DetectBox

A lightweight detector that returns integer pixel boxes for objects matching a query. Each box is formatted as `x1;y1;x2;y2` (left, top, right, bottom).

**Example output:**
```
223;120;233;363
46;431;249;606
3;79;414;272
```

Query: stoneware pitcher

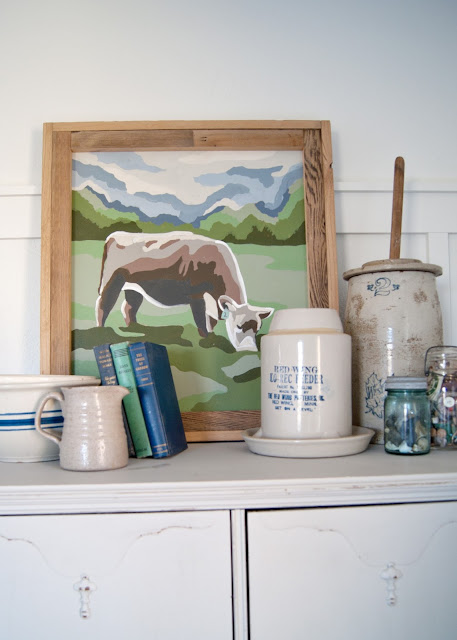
35;385;130;471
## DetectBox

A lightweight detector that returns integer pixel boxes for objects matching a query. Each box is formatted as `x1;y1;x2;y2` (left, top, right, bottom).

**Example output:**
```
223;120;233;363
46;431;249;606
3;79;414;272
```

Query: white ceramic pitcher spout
35;385;130;471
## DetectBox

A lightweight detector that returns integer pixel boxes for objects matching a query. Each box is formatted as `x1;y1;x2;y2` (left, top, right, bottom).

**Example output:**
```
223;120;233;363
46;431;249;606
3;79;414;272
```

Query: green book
110;342;152;458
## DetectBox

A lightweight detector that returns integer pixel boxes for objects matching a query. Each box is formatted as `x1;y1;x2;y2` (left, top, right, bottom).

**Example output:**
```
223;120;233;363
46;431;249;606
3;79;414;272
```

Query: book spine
110;343;152;458
93;344;136;458
129;343;169;458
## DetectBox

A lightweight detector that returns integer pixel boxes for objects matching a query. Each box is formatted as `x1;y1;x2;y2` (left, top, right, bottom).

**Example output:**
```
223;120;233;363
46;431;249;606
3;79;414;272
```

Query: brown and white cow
95;231;274;351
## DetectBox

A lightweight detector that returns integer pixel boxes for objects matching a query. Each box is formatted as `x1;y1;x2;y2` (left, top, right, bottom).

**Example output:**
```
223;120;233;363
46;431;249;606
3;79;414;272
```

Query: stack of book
93;341;188;459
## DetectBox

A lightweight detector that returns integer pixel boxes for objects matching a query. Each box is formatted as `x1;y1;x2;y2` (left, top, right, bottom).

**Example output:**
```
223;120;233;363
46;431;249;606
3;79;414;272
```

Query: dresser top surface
0;443;456;514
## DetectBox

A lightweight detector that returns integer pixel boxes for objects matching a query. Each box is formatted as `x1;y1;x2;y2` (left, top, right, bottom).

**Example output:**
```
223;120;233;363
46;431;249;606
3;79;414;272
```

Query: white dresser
0;443;456;639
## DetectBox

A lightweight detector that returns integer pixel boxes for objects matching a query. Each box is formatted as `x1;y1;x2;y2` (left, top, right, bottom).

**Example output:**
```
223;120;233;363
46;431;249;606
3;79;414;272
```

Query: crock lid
343;258;442;280
268;308;343;333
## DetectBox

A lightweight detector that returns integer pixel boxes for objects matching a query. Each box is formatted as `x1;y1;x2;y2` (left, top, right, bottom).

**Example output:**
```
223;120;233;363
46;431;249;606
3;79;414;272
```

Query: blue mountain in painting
84;185;144;218
72;154;302;226
80;186;186;227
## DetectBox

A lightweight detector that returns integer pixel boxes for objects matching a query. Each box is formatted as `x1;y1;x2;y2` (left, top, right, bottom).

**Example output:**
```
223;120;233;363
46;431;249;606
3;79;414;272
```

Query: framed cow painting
40;121;338;441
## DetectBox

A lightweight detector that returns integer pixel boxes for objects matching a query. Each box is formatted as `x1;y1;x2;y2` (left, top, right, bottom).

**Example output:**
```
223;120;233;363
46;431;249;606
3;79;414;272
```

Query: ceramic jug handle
34;391;64;446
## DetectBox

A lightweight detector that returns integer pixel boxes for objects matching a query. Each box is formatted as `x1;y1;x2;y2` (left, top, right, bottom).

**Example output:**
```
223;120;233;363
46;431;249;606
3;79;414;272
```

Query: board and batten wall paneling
0;185;456;374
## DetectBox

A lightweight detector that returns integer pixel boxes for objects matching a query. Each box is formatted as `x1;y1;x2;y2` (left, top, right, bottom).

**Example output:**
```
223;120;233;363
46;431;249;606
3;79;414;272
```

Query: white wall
1;0;456;373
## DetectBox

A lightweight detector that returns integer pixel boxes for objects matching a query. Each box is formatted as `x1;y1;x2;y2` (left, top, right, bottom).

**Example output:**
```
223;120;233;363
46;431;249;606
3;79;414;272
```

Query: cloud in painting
93;152;164;174
227;165;280;187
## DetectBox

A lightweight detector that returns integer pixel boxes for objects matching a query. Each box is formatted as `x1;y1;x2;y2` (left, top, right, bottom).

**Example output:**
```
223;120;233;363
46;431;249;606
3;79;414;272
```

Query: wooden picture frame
40;120;338;441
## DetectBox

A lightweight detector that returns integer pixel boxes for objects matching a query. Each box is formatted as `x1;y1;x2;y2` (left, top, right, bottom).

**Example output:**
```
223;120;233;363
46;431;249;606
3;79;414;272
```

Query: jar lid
425;345;457;375
385;376;428;390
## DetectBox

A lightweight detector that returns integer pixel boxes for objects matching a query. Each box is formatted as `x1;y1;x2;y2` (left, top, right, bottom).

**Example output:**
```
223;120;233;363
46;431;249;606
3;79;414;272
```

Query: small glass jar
384;376;431;455
425;346;457;448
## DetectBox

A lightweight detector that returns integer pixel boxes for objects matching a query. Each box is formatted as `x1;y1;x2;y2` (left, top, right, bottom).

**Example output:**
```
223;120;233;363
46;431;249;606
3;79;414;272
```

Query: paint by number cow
95;231;274;351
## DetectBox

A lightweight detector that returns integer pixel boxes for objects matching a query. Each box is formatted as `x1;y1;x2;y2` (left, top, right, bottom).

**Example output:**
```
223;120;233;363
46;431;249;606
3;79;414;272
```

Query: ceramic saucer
243;426;375;459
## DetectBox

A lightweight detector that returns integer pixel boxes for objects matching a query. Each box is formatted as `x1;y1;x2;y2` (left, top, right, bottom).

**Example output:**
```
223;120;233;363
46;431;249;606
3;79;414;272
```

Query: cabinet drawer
0;510;232;640
248;501;457;640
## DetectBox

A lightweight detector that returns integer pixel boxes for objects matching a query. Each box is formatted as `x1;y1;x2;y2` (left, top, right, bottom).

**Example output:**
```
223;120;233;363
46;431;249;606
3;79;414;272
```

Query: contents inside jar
427;370;457;447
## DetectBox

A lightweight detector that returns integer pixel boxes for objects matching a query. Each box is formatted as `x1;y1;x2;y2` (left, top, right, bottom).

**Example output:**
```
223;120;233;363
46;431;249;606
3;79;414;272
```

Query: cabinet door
248;501;457;640
0;510;232;640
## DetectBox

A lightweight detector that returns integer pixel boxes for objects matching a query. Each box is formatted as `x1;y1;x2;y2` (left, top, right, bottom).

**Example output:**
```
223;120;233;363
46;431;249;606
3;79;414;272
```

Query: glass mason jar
384;377;431;455
425;346;457;448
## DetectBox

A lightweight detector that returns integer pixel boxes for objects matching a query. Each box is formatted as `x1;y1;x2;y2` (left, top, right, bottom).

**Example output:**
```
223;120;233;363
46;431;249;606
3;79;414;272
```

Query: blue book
93;343;136;457
109;342;153;459
128;342;188;458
